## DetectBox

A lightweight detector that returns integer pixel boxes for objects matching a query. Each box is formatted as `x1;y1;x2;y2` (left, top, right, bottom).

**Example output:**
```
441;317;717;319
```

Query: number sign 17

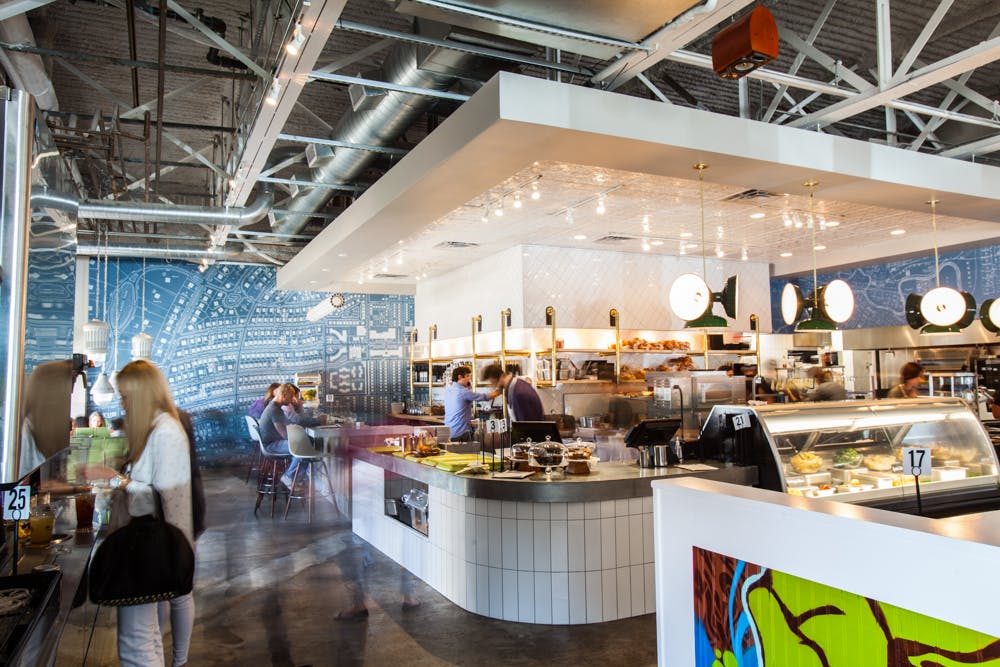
3;485;30;521
902;447;932;478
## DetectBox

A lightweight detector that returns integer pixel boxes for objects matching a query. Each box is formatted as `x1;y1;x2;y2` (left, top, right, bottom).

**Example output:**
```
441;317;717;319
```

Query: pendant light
904;198;975;334
91;232;116;406
82;225;111;366
131;256;153;360
668;163;738;329
780;181;855;331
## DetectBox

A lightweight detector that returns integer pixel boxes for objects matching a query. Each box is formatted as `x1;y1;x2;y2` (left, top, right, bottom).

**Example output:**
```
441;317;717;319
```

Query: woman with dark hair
887;362;924;398
248;382;281;420
87;360;194;666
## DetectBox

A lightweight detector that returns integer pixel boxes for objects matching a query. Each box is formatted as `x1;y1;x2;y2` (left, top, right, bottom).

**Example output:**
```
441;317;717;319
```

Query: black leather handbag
88;493;194;607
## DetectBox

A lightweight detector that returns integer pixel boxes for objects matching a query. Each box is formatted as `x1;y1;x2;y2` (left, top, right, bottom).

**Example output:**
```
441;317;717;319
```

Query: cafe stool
246;416;289;518
283;424;335;523
244;416;262;485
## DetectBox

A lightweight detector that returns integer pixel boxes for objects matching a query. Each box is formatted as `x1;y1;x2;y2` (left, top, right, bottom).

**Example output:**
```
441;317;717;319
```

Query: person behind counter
887;362;924;398
444;366;499;440
89;411;106;428
807;368;847;401
481;363;543;421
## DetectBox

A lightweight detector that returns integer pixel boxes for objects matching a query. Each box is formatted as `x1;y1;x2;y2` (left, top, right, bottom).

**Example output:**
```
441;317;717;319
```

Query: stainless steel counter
350;446;757;502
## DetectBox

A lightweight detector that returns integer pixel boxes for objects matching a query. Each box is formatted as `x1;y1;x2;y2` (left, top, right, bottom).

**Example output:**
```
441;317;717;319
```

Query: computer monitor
624;418;682;448
510;421;562;444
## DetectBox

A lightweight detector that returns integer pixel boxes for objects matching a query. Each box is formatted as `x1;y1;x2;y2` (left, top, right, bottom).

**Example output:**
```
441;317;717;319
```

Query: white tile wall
351;459;659;626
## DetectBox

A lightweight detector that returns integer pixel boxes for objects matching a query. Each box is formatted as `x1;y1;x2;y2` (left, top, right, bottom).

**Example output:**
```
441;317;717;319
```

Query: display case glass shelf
699;398;1000;514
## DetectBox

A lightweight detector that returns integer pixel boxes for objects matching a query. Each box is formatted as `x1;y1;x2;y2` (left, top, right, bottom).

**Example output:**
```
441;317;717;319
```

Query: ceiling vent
594;234;632;244
373;273;408;279
721;189;781;201
435;241;480;249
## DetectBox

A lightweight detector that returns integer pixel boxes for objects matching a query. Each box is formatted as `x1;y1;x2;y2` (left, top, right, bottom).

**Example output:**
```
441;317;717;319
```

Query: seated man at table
444;366;499;441
283;384;326;427
481;363;543;422
258;383;304;488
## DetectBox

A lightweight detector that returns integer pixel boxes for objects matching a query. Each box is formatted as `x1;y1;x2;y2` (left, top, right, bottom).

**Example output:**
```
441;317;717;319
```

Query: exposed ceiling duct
268;39;483;236
31;184;273;227
0;13;57;110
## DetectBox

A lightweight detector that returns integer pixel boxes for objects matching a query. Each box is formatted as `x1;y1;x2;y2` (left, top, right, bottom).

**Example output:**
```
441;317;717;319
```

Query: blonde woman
88;360;194;667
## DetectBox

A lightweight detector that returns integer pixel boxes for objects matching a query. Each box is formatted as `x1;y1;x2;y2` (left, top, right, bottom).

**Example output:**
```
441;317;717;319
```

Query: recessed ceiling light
780;252;793;257
321;268;330;272
337;253;348;258
685;243;699;250
573;234;587;240
749;212;766;219
309;280;317;284
650;240;664;246
825;220;840;227
814;244;826;250
680;232;693;238
890;229;906;236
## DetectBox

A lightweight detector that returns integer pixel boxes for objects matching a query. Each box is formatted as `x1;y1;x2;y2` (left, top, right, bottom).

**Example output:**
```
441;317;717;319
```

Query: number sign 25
3;485;30;521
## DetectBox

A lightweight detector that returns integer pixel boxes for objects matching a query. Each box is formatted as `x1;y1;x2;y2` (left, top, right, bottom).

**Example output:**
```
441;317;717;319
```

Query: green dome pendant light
780;180;855;331
905;198;976;335
668;163;739;329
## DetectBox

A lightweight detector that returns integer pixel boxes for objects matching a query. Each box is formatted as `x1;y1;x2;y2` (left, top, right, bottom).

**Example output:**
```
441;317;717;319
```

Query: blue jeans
264;439;301;478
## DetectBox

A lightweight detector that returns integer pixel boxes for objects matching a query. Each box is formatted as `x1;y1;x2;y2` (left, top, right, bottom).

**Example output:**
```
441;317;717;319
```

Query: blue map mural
771;245;1000;333
87;259;414;462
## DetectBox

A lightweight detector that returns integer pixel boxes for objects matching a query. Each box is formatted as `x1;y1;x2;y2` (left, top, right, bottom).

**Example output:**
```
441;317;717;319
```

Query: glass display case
921;372;977;401
698;398;1000;516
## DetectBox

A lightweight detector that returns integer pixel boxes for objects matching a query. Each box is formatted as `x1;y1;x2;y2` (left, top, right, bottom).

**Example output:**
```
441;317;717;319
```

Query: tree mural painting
693;547;1000;666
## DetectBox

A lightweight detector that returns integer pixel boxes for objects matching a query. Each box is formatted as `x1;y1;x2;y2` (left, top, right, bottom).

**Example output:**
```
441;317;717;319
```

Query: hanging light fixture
82;225;110;366
979;298;1000;335
780;181;855;331
668;163;738;329
131;256;154;360
904;198;975;334
91;370;116;406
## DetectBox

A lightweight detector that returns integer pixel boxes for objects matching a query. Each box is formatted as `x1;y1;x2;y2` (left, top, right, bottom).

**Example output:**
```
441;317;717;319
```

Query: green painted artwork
693;547;1000;666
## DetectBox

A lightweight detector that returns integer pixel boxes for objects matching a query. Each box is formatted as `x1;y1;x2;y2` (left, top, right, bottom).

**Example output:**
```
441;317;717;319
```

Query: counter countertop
388;412;445;425
350;446;757;502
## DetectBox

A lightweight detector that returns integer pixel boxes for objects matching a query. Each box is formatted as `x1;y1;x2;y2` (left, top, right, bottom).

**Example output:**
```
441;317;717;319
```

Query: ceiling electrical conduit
30;184;273;227
268;42;478;236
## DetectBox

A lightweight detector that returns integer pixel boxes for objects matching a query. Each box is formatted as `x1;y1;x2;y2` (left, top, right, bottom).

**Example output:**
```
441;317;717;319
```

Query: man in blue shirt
444;366;498;440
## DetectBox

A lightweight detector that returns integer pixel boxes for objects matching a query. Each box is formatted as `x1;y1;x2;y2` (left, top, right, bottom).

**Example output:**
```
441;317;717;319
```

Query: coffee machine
625;418;682;468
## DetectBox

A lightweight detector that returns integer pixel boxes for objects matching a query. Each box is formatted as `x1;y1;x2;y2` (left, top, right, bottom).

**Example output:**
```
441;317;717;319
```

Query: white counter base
352;459;657;624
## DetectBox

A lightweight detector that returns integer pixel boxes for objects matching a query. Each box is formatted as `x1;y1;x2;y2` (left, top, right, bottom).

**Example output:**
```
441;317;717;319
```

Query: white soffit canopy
278;71;1000;292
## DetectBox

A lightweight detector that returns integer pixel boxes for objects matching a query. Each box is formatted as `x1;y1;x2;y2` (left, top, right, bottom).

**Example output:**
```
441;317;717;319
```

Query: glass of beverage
29;506;54;546
75;491;96;532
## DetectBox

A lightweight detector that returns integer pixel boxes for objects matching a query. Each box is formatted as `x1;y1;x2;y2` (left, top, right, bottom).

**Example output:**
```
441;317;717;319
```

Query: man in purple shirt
481;363;543;422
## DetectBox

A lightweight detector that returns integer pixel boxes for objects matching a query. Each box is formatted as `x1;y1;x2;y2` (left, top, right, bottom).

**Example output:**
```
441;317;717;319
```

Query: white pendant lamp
780;181;855;331
91;370;115;406
82;226;111;365
668;163;738;329
132;256;153;360
905;199;975;334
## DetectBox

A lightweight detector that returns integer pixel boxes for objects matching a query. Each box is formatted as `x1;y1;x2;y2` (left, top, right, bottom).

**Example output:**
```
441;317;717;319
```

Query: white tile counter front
352;458;657;624
351;456;752;624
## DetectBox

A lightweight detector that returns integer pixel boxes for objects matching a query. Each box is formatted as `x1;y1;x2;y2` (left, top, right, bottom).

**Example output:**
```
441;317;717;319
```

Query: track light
493;201;504;217
513;192;522;209
265;77;282;105
596;197;606;215
285;21;306;56
530;182;540;200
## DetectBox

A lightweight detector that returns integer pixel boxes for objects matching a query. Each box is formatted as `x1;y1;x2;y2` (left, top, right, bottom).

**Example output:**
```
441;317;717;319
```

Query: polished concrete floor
57;469;658;666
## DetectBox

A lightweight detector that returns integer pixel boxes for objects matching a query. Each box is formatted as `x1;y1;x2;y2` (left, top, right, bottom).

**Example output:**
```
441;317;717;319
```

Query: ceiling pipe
269;42;478;236
31;184;273;227
0;13;58;110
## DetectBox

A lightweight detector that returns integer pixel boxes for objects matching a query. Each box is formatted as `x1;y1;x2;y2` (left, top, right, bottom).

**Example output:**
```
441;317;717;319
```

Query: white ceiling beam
165;0;269;79
938;134;1000;159
0;0;56;21
788;35;1000;129
226;0;349;207
123;146;212;193
876;0;897;146
892;0;954;82
666;49;1000;132
590;0;755;90
780;29;873;92
763;0;838;123
314;37;392;75
635;73;672;104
